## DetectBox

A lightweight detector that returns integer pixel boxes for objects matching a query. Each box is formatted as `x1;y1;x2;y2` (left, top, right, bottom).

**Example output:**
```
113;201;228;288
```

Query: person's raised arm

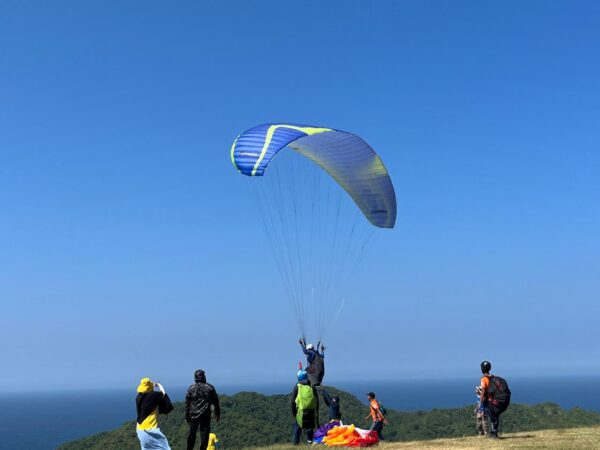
299;338;308;355
322;388;332;406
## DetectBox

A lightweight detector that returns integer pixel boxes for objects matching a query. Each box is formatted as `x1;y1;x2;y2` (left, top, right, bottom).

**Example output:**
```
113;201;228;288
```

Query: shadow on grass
499;434;536;440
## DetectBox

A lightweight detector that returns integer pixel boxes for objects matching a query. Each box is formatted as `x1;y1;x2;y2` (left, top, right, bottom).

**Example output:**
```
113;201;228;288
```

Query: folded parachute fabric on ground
314;420;341;443
321;424;379;447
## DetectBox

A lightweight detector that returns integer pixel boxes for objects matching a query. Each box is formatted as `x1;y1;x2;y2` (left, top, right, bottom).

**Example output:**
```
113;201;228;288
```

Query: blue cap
297;370;308;382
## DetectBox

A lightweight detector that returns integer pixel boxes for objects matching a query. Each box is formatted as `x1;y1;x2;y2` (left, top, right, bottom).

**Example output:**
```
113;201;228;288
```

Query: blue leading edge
231;123;397;229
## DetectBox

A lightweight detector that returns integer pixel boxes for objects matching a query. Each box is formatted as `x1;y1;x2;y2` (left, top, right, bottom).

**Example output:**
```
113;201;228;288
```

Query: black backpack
487;375;511;412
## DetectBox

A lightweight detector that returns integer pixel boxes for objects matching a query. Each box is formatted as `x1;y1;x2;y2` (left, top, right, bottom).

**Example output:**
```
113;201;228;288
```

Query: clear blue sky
1;1;599;392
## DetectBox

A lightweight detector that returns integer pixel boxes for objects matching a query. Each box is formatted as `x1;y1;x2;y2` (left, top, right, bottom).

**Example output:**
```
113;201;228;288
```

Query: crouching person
136;378;174;450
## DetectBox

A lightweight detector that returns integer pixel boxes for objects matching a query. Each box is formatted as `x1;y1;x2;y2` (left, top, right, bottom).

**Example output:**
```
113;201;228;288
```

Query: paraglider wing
231;123;396;228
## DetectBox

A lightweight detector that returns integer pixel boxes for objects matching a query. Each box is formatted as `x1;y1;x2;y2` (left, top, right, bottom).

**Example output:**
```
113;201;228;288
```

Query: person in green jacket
291;370;319;444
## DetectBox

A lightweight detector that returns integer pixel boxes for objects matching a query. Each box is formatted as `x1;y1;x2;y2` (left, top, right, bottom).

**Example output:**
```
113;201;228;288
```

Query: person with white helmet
298;338;325;386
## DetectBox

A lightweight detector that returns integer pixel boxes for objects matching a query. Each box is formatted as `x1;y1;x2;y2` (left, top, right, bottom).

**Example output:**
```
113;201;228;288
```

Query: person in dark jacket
185;369;221;450
291;370;319;444
322;389;342;421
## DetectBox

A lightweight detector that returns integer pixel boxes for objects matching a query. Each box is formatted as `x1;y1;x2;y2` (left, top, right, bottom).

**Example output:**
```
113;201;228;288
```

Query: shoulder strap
378;400;385;416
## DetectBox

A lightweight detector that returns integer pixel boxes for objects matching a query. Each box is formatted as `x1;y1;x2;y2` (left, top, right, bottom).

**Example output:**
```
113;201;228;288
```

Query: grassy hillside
59;386;600;450
235;426;600;449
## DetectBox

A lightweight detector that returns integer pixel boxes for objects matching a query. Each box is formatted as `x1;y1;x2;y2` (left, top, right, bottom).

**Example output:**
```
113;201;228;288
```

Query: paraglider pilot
299;339;325;386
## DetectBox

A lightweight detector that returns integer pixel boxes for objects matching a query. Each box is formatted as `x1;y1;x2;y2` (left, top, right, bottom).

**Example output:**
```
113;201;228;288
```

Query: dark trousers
486;404;502;436
292;422;314;444
369;420;384;440
187;416;211;450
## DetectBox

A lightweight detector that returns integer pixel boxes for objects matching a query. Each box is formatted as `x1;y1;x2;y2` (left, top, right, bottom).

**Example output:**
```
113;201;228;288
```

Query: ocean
1;376;598;450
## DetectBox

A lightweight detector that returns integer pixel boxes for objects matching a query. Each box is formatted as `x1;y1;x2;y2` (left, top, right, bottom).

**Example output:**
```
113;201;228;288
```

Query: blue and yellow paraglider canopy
231;124;396;229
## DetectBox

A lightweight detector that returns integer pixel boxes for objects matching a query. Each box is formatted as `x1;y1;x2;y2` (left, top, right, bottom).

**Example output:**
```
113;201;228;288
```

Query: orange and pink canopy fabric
322;424;379;447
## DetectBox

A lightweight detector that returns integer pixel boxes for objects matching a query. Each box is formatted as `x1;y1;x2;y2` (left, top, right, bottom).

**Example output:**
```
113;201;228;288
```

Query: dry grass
241;426;600;450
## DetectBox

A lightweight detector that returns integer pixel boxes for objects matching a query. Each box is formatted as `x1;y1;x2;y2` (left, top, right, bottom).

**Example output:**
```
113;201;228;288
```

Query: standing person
479;361;511;439
322;388;342;422
475;385;489;436
365;392;385;440
299;339;325;386
291;369;319;444
135;377;174;450
185;369;221;450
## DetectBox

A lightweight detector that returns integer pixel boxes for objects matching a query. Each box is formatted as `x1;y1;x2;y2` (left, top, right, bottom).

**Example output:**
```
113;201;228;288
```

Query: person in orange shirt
364;392;385;440
479;360;511;439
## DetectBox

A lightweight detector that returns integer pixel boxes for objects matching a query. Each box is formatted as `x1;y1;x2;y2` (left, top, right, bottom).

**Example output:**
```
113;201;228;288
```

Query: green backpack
378;401;387;416
295;384;317;427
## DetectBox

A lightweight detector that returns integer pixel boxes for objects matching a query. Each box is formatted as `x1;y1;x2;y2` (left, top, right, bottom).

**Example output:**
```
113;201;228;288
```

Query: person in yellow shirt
207;432;220;450
136;377;173;450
